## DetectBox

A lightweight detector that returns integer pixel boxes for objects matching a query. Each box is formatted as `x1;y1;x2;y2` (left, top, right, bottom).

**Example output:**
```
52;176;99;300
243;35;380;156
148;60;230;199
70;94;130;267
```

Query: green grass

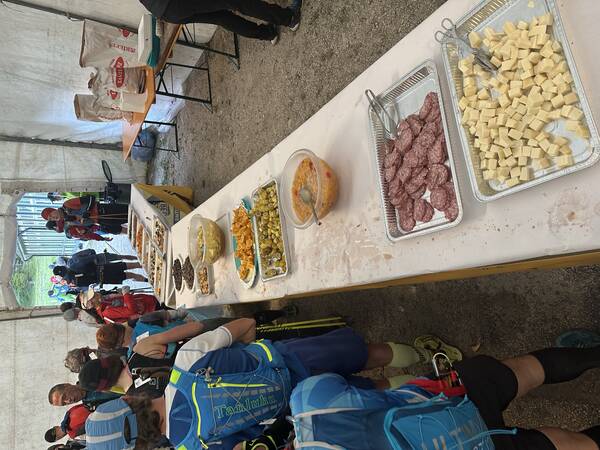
11;256;69;308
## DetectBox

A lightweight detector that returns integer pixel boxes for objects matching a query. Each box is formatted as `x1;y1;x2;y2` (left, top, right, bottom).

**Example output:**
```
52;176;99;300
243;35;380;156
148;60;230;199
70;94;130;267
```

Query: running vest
291;377;517;450
126;344;181;398
168;340;291;449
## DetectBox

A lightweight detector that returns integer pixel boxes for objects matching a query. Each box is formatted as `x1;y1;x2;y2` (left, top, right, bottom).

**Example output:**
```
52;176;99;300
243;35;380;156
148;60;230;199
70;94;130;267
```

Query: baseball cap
41;207;56;220
82;286;97;309
85;398;138;450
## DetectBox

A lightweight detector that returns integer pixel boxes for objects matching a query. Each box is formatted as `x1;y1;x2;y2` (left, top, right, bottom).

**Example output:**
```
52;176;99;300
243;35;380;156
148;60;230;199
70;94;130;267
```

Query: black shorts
455;355;556;450
99;261;128;284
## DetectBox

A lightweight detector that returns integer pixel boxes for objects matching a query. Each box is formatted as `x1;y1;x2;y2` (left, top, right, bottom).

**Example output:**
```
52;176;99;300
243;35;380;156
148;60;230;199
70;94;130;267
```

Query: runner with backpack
280;346;600;450
82;318;461;449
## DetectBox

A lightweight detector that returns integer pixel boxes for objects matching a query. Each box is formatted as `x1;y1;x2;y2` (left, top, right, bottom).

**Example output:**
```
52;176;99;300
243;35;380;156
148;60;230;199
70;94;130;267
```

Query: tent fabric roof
0;1;214;144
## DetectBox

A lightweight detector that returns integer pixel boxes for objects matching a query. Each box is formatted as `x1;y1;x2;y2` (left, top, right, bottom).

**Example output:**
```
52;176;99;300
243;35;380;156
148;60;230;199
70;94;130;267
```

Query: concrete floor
148;0;600;434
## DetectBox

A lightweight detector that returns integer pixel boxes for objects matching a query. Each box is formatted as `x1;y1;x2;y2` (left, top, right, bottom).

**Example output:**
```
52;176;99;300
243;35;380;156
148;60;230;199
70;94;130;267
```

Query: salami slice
396;127;414;154
425;105;441;124
426;164;449;190
409;184;427;200
434;117;444;136
444;199;459;221
421;121;438;137
407;114;423;135
430;186;449;211
405;167;428;194
397;199;415;232
443;181;456;202
397;163;413;184
388;175;403;197
403;150;422;168
384;139;395;154
416;130;437;149
397;119;411;135
390;190;409;207
428;135;447;165
384;150;401;169
384;165;397;183
421;200;435;222
419;93;435;120
414;198;434;222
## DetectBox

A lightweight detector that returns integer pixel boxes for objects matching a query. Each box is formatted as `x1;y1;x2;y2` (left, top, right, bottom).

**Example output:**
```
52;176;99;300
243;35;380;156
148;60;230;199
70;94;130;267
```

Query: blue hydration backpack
290;375;516;450
167;340;292;449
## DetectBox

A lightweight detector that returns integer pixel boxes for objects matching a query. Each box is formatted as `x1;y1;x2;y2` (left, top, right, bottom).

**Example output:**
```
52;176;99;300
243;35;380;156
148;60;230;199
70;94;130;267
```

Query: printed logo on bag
112;57;125;88
121;29;131;38
109;90;118;100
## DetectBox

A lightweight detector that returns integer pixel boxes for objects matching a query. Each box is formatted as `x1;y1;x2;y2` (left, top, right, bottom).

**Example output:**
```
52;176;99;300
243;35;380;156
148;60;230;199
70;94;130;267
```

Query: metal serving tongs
435;17;497;75
365;89;398;139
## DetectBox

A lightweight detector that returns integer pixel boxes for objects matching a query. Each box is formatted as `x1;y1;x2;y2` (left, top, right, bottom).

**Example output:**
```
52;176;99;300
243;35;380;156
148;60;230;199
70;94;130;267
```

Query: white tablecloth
171;0;600;308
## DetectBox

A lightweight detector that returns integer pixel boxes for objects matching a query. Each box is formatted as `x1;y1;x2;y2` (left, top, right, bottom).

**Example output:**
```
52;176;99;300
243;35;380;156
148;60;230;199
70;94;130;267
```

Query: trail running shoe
289;0;303;31
555;329;600;348
414;334;463;363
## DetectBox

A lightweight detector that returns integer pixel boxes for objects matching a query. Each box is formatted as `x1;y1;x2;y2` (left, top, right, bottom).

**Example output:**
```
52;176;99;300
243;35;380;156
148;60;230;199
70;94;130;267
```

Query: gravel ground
148;0;600;435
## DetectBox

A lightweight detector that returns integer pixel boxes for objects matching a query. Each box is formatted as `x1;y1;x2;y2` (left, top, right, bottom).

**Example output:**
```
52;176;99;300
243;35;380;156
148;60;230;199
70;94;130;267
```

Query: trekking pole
256;317;345;330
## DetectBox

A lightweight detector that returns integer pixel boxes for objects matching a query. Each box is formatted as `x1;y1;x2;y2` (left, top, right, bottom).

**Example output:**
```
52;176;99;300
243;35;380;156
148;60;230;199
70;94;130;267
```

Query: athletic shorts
280;327;374;389
455;355;556;450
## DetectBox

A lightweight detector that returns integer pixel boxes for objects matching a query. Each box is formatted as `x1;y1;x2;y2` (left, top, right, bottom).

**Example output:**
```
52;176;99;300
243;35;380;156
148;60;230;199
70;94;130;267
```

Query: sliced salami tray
367;60;464;241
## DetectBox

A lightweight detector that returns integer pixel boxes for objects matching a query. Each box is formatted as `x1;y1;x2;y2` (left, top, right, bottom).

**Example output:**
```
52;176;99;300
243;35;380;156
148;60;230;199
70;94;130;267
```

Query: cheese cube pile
458;13;589;188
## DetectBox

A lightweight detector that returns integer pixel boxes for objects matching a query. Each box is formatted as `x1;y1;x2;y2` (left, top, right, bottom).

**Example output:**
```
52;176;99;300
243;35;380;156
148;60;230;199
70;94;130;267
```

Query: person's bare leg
502;355;545;398
126;272;147;282
125;262;142;270
365;343;393;369
540;428;598;450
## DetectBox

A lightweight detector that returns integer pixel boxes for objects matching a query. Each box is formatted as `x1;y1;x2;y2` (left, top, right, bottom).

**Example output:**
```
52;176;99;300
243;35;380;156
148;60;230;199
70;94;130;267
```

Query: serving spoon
299;186;321;226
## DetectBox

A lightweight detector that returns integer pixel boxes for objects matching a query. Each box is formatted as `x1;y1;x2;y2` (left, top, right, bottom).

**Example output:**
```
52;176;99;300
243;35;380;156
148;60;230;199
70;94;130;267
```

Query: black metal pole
0;135;122;152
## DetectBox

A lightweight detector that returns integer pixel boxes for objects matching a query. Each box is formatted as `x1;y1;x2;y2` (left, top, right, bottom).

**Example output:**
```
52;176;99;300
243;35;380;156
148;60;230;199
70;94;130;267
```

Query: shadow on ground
148;0;600;434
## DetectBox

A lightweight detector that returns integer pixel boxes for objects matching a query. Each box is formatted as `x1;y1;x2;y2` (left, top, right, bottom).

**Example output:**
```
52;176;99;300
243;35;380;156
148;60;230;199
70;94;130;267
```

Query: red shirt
97;293;158;323
64;404;90;438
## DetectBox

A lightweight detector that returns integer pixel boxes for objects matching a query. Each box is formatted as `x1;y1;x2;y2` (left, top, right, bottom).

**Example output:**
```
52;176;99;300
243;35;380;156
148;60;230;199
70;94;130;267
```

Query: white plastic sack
89;64;145;95
73;94;133;122
80;20;144;69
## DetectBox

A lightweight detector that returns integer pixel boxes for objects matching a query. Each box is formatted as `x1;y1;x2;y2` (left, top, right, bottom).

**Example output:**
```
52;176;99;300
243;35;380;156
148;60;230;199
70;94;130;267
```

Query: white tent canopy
0;1;215;143
0;1;218;308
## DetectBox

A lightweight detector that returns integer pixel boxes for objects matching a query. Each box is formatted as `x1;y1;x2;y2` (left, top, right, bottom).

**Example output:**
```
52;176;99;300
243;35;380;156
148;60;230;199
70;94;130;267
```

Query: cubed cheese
550;94;565;108
505;156;518;167
464;85;478;97
518;156;529;166
529;118;545;131
563;92;578;105
556;154;574;168
548;109;561;121
552;136;569;146
520;167;533;181
508;129;523;140
535;157;551;170
561;105;573;118
483;169;497;180
503;147;513;158
506;177;521;187
531;147;545;159
546;144;560;156
559;145;573;155
488;159;498;170
510;167;522;178
568;107;584;121
539;138;551;151
469;31;483;48
556;83;571;95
